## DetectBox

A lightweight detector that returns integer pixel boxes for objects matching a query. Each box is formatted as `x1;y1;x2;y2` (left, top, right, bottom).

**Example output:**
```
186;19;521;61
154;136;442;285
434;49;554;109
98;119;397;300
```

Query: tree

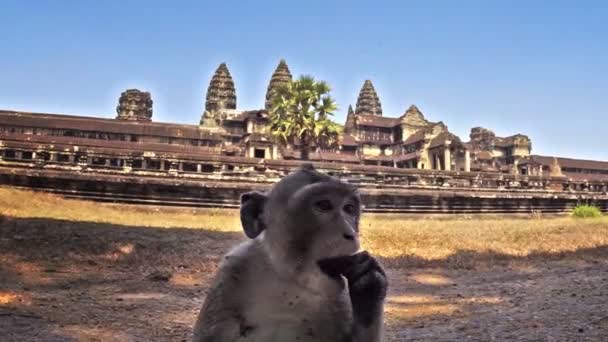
268;75;342;161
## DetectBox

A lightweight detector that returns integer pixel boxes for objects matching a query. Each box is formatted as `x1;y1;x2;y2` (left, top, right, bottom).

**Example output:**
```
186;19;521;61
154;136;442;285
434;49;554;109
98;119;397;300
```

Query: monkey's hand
318;251;388;327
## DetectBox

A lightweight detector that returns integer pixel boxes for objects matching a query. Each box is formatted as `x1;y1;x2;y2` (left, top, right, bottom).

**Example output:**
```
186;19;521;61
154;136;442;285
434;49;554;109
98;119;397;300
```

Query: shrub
572;204;602;218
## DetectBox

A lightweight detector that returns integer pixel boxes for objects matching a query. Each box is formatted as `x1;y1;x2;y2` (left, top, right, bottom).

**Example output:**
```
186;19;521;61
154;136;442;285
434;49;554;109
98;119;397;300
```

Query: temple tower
345;104;356;133
116;89;153;121
400;104;429;140
205;63;237;113
265;59;293;110
355;80;382;116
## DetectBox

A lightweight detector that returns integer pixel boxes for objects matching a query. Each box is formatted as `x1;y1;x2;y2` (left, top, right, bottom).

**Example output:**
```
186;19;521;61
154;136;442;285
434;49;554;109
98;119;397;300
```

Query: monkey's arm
318;252;388;342
192;280;243;342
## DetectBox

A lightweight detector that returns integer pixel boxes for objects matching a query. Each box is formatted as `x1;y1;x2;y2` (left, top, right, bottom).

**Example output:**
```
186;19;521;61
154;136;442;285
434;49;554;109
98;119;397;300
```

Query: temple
0;59;606;202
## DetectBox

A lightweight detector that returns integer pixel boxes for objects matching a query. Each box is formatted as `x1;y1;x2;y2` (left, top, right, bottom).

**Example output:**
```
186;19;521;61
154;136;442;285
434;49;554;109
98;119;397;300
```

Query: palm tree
268;75;342;161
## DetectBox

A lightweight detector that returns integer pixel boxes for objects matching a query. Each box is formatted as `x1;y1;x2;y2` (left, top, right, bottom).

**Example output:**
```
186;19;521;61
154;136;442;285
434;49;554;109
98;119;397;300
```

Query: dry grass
0;187;241;232
2;186;608;268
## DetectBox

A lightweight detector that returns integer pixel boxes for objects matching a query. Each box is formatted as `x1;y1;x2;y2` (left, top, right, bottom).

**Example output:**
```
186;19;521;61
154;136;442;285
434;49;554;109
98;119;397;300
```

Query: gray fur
192;166;387;342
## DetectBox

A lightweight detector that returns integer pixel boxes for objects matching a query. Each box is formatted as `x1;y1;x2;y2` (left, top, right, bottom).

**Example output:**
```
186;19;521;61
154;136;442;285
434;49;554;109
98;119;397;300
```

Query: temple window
146;159;162;170
91;157;106;166
132;159;143;169
200;164;214;173
4;150;16;159
182;162;198;172
21;151;33;160
254;148;266;158
57;154;70;162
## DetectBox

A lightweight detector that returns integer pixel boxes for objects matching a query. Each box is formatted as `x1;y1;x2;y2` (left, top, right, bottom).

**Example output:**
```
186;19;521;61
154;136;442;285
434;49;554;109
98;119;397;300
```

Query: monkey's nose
343;233;355;241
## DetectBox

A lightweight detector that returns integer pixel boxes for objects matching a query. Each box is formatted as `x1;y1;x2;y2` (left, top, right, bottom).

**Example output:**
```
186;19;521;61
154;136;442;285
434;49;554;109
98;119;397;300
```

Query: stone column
247;120;254;134
49;152;57;162
160;160;166;171
123;159;132;172
68;154;75;163
443;145;452;171
264;147;270;159
178;162;183;172
141;158;147;169
31;151;37;160
272;145;279;160
434;154;441;170
15;151;23;160
196;164;202;173
105;158;111;167
464;150;471;172
0;149;3;161
249;146;255;158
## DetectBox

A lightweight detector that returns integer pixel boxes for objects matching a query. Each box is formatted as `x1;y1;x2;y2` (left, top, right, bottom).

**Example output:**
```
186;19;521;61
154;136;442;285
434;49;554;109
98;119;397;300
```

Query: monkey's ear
240;191;267;239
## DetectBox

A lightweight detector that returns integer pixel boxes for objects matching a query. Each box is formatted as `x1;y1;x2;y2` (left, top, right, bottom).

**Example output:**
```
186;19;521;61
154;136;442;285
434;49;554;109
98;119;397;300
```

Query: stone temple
0;60;606;212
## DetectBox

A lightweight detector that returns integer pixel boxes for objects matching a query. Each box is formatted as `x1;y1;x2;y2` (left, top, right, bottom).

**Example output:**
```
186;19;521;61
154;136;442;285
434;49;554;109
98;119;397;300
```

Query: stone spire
116;89;153;121
205;63;237;113
265;59;293;110
550;157;564;177
345;104;356;133
355;80;382;116
347;104;354;116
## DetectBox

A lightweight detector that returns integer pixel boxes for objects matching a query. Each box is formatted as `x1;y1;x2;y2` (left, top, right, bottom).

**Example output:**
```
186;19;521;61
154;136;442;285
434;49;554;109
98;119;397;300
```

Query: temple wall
0;164;606;214
362;144;382;156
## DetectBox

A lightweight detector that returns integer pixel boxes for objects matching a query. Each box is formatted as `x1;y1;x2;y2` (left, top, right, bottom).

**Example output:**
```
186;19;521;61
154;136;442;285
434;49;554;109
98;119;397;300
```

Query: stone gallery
0;60;606;212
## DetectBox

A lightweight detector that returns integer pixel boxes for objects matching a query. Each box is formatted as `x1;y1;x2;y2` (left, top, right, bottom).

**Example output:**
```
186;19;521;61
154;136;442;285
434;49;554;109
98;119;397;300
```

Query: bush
572;204;603;218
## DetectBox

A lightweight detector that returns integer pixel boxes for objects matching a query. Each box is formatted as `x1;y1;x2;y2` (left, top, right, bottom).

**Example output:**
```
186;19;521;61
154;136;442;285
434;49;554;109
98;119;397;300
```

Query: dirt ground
1;215;608;341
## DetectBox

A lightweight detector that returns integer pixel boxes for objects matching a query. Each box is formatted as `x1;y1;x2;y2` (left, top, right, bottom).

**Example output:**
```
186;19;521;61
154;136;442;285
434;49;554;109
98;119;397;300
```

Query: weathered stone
116;89;153;121
265;59;292;110
355;80;382;116
204;63;237;113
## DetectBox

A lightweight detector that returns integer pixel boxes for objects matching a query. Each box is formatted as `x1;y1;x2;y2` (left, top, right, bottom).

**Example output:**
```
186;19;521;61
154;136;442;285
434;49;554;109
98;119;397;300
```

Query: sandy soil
1;215;607;341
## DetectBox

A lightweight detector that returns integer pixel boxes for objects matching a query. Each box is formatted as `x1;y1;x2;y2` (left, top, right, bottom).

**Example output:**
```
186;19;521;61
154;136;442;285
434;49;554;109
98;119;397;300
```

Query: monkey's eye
343;204;357;215
314;199;333;212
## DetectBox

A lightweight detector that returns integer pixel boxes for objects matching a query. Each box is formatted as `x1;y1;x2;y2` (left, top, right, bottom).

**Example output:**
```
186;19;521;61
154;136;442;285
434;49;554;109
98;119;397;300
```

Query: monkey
192;164;388;342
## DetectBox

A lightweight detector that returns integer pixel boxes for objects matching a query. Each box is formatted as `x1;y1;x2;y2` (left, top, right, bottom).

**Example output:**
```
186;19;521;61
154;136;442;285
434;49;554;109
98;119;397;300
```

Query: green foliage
572;204;602;218
268;75;342;160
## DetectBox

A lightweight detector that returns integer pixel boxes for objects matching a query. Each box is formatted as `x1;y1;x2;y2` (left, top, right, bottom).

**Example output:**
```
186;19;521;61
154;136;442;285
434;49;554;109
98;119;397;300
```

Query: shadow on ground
1;215;607;341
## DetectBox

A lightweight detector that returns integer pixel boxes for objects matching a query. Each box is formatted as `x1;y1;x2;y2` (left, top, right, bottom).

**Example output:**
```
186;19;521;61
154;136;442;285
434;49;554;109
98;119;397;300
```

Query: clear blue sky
1;0;606;160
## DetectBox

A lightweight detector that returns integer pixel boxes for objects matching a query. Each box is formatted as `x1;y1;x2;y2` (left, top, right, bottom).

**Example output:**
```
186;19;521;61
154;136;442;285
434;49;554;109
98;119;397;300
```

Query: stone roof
495;134;530;147
355;80;382;116
340;133;358;146
563;171;608;182
531;155;608;172
265;59;292;110
205;63;237;112
428;132;462;149
403;129;428;145
476;151;494;160
0;132;223;157
0;110;223;140
400;105;428;126
394;151;420;162
354;114;399;128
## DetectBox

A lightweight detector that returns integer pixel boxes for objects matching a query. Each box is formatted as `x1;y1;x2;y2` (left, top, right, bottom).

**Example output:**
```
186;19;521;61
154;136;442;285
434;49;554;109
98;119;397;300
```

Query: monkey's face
283;179;361;261
240;166;362;264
